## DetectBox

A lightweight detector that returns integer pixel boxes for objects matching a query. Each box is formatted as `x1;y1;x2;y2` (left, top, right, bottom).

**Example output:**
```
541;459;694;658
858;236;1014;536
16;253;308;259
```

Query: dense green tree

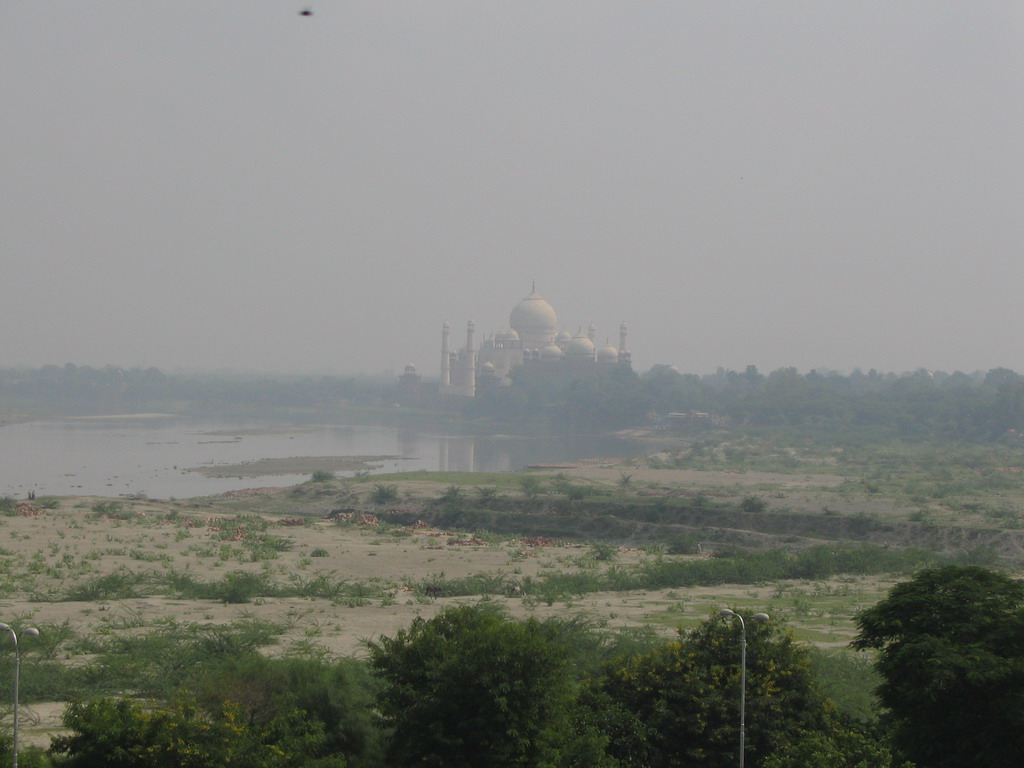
592;614;834;768
760;726;909;768
853;565;1024;767
189;655;385;768
49;696;340;768
368;604;604;768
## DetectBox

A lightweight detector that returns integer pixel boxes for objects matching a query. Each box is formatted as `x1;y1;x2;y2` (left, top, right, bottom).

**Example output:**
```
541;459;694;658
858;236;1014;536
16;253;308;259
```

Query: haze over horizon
3;2;1022;379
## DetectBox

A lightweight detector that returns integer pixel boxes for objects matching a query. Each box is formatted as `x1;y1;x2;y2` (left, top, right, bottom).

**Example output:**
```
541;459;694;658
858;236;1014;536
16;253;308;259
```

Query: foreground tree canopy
590;615;903;768
367;604;598;768
32;596;1024;766
49;696;341;768
591;615;822;768
365;605;900;768
854;565;1024;768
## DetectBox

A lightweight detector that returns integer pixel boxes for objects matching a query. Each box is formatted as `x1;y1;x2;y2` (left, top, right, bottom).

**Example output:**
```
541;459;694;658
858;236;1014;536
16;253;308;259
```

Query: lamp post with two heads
0;624;39;768
719;609;769;768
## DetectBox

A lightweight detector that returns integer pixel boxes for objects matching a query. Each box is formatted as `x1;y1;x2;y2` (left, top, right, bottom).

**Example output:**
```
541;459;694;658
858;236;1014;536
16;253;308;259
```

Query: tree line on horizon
3;362;1024;440
479;363;1024;439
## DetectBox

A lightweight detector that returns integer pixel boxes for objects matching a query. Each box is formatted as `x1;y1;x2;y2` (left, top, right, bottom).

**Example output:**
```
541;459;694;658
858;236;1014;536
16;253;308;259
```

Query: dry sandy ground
2;499;739;655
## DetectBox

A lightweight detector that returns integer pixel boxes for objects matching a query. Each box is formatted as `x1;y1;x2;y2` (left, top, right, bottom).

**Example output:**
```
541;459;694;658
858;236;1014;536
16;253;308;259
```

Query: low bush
740;494;768;513
64;569;150;601
370;484;399;505
90;501;134;519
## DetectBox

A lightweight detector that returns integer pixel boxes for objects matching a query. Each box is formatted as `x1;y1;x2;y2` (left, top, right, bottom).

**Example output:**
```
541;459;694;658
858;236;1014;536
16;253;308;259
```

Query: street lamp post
719;609;769;768
0;624;39;768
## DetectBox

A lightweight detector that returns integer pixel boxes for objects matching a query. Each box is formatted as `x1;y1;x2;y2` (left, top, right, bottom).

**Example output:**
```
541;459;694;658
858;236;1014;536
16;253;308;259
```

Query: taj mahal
426;286;632;397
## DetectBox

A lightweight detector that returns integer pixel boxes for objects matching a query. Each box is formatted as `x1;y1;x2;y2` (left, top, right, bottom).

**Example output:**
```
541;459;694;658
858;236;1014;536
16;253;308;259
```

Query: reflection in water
438;437;477;473
0;417;642;498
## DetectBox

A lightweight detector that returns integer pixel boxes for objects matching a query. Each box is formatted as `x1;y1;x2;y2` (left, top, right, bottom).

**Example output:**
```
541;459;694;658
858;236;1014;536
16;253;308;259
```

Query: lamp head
24;628;40;637
0;623;10;632
752;613;770;622
719;608;737;617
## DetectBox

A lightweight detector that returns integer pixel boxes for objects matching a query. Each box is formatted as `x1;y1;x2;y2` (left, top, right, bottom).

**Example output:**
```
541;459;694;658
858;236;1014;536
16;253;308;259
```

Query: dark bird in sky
299;8;313;16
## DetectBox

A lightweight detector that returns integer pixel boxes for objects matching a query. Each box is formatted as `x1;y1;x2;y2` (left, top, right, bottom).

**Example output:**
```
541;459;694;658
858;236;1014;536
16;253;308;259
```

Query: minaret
464;320;476;397
440;321;451;387
619;322;628;354
588;323;596;342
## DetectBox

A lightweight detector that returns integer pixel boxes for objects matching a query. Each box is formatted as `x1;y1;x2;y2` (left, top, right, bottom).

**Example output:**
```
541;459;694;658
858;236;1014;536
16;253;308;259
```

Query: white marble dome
510;291;558;336
540;344;565;361
566;333;596;356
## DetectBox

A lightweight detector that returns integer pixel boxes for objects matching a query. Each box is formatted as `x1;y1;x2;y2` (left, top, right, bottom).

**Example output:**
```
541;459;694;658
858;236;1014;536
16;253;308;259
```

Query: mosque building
435;287;631;397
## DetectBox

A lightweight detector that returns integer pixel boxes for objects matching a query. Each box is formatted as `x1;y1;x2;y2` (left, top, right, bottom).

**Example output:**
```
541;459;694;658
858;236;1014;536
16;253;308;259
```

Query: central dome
509;291;558;335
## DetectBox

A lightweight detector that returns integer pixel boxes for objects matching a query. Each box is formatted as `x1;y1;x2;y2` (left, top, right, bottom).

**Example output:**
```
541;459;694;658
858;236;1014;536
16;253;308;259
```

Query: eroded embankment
371;499;1024;561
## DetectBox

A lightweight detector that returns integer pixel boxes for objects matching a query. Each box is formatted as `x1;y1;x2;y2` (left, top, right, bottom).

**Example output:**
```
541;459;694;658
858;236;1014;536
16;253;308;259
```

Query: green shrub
254;535;294;553
519;475;544;498
285;572;347;600
370;484;399;505
437;485;464;510
740;494;768;513
666;534;701;555
90;501;132;519
589;542;618;562
311;471;335;483
218;571;274;603
64;570;148;601
565;485;591;501
476;486;499;503
909;509;935;525
211;514;269;541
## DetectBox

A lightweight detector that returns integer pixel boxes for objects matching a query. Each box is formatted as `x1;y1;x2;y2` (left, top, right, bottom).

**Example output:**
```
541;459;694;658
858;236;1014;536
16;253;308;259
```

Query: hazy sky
3;2;1022;377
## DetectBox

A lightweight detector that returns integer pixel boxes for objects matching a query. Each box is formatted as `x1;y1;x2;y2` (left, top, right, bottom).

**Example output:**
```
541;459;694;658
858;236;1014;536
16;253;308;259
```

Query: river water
0;415;642;499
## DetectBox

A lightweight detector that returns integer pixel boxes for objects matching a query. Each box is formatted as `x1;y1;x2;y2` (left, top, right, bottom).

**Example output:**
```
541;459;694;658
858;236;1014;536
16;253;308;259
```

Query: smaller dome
494;328;520;342
566;332;595;357
540;344;564;361
597;345;619;362
481;361;495;371
404;363;417;372
555;330;572;343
